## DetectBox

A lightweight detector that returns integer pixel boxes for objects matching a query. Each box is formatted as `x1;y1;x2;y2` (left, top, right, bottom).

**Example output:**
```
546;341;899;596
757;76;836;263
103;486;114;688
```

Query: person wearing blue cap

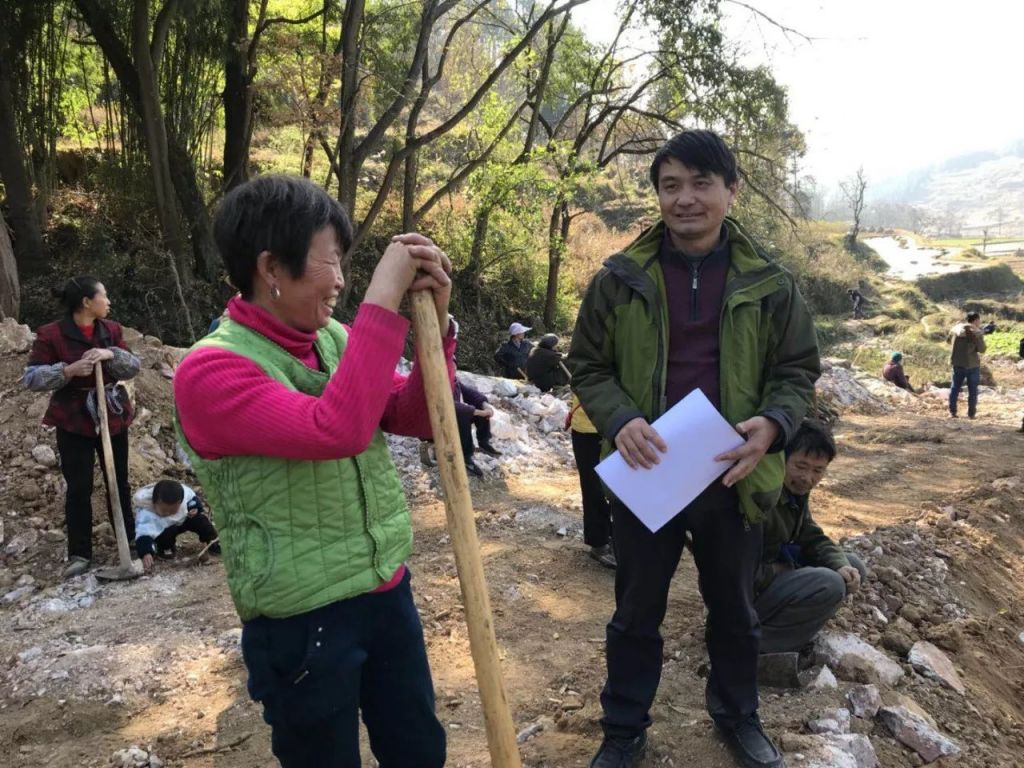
881;351;913;392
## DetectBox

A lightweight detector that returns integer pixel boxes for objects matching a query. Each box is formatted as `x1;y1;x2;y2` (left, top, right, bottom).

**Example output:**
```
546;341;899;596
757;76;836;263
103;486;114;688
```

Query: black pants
135;512;219;558
571;430;612;547
456;412;491;459
56;427;134;561
601;487;762;737
241;570;445;767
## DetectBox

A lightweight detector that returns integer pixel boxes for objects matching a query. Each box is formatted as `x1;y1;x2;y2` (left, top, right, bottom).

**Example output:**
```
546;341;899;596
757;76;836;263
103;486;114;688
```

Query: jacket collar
59;315;110;347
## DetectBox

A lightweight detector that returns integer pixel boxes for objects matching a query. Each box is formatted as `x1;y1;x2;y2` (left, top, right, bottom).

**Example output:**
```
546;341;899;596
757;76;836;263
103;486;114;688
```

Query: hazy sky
573;1;1024;186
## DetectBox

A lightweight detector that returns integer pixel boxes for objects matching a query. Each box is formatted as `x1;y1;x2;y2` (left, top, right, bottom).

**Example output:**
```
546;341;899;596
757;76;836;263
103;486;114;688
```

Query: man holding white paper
569;130;820;768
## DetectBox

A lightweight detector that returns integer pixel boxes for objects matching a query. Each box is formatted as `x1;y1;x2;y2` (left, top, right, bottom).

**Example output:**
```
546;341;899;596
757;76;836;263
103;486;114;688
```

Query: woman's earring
270;284;281;301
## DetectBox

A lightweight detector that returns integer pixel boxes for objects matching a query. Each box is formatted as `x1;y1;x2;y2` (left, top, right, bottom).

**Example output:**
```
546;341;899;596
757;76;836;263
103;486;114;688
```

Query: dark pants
949;366;980;417
56;427;134;561
602;487;762;737
241;570;445;768
571;430;612;547
755;553;867;654
456;411;491;459
135;512;219;558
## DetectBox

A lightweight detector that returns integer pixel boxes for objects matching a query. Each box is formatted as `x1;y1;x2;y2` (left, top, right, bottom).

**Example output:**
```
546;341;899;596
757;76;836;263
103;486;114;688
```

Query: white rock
0;318;34;354
2;585;36;603
17;646;43;663
801;665;838;689
31;444;58;467
908;641;966;695
807;708;851;734
846;684;882;719
813;631;904;686
4;529;39;556
878;705;960;763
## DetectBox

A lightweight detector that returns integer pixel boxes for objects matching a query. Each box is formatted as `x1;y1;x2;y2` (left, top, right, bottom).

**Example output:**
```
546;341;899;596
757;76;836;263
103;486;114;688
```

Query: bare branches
721;0;813;44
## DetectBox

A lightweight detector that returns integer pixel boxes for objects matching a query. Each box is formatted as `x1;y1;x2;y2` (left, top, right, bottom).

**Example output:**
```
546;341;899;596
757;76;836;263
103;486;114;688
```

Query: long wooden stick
408;291;522;768
95;363;134;569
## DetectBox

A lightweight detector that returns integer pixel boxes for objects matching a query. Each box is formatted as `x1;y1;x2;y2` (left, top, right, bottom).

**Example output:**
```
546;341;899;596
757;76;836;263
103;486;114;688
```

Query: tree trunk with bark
0;32;45;278
222;0;253;191
0;214;19;319
543;197;569;328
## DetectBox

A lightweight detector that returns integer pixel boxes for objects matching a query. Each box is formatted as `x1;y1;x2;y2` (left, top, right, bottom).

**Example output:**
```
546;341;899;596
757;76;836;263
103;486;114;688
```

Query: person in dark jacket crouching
22;276;141;579
527;333;570;392
754;421;867;656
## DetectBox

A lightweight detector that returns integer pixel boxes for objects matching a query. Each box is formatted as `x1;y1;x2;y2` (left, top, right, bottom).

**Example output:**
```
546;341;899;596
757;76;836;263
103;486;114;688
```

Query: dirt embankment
1;320;1023;768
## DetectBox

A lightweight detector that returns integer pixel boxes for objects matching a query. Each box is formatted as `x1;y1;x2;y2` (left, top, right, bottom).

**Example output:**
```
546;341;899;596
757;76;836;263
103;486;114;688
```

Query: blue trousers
949;366;980;417
241;571;445;767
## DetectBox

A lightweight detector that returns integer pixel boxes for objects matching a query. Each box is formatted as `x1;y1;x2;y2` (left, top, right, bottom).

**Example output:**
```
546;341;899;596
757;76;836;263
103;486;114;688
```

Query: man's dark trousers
601;485;763;737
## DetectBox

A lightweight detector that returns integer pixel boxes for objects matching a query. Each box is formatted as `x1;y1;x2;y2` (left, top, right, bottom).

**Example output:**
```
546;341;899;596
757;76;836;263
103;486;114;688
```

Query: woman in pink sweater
175;175;454;767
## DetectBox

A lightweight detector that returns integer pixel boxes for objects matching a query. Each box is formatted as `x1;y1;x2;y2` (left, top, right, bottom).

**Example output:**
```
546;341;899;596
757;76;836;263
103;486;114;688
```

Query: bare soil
1;340;1023;768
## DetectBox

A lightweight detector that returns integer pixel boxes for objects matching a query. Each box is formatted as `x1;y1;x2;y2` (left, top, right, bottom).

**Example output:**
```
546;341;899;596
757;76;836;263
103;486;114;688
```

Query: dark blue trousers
241;570;445;767
949;366;980;417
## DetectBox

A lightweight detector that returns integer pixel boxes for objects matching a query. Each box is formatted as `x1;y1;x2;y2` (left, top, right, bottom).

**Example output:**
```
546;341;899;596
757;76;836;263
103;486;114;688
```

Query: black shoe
589;543;617;569
589;732;648;768
477;442;503;457
465;460;484;478
156;547;176;561
718;715;785;768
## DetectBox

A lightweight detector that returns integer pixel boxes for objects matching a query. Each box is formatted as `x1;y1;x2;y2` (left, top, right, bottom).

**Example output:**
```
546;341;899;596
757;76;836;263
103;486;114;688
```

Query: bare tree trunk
0;214;19;319
543;197;568;328
336;0;365;219
0;33;45;278
131;0;189;282
222;0;253;191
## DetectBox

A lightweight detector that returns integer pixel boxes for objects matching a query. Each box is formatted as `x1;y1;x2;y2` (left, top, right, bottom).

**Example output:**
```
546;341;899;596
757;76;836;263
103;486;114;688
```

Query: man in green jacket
948;311;986;419
569;130;820;768
754;421;866;655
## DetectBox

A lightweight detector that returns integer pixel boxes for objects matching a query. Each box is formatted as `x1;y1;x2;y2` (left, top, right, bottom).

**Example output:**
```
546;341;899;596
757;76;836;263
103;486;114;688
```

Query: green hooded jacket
568;217;820;525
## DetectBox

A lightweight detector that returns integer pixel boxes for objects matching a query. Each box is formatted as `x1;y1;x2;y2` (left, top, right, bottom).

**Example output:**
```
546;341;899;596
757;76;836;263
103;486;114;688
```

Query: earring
270;284;281;301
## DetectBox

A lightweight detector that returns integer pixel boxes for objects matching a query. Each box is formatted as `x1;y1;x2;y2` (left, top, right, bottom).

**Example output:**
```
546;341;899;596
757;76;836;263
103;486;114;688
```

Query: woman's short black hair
53;276;103;314
785;420;837;462
152;479;185;505
213;175;353;298
966;311;980;323
649;129;739;189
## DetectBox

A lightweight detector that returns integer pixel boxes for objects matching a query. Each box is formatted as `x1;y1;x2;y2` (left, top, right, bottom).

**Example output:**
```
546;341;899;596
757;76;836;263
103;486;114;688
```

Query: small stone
868;607;888;626
800;665;838;689
900;605;924;625
17;481;42;501
4;529;39;556
42;528;66;543
813;632;904;686
2;585;36;603
17;646;43;663
881;629;914;657
908;641;966;694
878;705;960;763
807;708;851;734
30;445;58;467
846;684;882;719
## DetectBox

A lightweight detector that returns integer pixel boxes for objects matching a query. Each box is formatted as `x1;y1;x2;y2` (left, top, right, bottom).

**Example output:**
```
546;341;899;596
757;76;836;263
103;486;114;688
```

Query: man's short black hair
966;311;981;323
649;129;739;189
785;420;837;462
213;175;353;298
152;479;185;506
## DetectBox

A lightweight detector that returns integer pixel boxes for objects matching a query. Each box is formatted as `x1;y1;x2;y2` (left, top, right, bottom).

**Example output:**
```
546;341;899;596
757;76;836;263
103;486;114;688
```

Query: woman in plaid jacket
22;276;141;578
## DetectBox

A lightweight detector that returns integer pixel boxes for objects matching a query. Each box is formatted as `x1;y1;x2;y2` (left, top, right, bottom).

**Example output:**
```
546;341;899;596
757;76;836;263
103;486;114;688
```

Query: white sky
573;0;1024;187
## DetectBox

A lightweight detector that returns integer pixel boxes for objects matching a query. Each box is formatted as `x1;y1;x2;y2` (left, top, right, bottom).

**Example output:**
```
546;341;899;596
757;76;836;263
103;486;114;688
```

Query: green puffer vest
568;218;821;526
174;317;412;621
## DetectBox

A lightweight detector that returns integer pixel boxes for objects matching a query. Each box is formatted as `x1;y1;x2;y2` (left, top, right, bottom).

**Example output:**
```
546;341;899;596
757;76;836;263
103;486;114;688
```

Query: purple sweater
659;229;730;410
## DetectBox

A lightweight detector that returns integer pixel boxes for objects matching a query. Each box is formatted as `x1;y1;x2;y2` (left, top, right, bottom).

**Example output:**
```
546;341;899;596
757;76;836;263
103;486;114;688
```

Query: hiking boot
465;460;484;478
62;556;90;580
718;715;785;768
588;732;648;768
419;442;436;467
589;543;617;569
477;441;502;457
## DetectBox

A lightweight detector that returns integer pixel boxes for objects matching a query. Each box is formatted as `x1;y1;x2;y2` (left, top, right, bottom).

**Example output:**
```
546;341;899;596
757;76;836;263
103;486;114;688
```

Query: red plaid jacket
27;317;136;437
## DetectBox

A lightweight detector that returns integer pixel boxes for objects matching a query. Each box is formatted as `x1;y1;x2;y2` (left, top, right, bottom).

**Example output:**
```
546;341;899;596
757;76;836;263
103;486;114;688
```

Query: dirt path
4;379;1024;767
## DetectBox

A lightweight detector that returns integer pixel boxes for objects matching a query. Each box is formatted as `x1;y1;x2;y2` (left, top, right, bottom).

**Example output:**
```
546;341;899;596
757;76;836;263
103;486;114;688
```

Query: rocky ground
1;316;1023;768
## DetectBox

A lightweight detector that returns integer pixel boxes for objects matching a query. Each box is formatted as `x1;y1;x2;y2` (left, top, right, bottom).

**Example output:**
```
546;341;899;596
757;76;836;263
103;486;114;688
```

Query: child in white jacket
134;479;219;574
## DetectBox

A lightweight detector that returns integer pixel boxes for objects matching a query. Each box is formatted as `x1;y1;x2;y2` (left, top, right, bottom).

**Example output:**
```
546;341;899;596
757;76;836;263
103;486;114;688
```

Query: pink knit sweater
174;295;455;592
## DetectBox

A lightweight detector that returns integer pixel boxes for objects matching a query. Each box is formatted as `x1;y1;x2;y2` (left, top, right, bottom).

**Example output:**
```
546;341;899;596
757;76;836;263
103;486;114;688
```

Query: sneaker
62;556;91;580
718;715;785;768
419;442;436;467
477;442;503;457
589;732;648;768
949;412;958;418
465;460;484;478
156;547;176;561
589;543;617;569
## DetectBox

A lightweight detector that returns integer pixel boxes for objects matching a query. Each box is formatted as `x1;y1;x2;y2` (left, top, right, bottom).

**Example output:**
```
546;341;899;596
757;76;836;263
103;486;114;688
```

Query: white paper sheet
595;389;746;533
